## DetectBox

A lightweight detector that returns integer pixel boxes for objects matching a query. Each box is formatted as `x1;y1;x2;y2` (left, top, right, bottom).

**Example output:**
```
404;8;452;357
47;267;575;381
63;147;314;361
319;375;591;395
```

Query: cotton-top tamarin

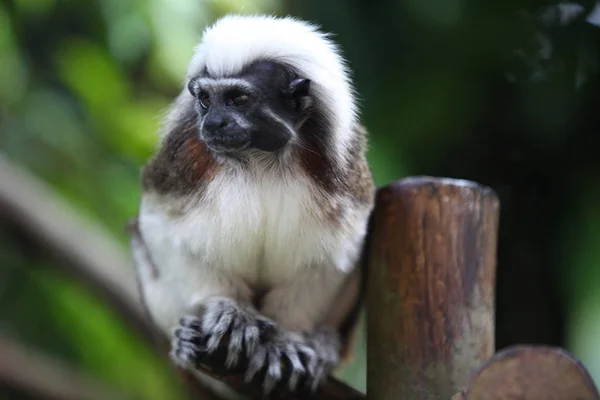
129;14;375;395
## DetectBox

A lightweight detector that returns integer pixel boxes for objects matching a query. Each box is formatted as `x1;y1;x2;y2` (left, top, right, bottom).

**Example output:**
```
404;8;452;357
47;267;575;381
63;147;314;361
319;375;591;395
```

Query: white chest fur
139;167;356;289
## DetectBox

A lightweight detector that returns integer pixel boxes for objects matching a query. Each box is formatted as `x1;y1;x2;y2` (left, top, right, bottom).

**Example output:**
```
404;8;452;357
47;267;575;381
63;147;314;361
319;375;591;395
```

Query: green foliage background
1;0;600;398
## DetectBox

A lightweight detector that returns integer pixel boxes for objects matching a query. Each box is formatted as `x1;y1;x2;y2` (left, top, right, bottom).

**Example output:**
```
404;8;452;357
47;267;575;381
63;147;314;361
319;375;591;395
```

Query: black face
187;61;311;154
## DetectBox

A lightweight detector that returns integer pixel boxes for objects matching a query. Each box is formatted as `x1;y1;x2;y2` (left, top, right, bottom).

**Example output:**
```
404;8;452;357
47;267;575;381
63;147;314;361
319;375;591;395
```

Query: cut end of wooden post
377;176;499;208
465;345;600;400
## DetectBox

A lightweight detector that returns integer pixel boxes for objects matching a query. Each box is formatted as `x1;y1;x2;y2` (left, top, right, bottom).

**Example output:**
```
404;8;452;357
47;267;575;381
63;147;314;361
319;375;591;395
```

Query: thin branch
0;154;364;399
0;335;134;400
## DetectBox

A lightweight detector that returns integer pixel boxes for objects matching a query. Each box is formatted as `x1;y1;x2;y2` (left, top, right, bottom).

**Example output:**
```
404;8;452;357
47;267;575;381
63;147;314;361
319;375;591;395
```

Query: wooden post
367;177;500;399
463;345;600;400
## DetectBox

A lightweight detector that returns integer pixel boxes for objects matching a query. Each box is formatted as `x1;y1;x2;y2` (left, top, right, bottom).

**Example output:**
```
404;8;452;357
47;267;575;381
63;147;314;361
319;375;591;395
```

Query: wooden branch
171;358;366;400
463;345;600;399
367;177;500;400
451;392;466;400
0;154;363;400
0;335;134;400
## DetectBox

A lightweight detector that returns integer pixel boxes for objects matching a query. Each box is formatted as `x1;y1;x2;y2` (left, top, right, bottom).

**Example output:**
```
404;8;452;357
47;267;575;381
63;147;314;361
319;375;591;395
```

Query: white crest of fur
186;14;358;166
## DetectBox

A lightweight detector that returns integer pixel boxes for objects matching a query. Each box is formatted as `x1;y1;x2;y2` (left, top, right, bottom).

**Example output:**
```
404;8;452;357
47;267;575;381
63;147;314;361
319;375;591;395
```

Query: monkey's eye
227;93;249;107
198;92;211;109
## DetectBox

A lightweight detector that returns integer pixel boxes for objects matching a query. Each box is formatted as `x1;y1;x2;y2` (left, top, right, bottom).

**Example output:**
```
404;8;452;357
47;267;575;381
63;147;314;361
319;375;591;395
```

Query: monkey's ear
188;78;199;97
287;78;311;98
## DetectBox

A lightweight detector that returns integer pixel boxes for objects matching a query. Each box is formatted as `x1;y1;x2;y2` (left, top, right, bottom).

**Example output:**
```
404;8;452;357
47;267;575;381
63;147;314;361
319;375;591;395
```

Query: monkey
128;14;375;396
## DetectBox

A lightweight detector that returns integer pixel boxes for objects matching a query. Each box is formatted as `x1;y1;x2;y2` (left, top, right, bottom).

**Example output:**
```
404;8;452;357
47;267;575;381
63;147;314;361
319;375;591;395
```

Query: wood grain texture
367;176;500;400
464;345;600;400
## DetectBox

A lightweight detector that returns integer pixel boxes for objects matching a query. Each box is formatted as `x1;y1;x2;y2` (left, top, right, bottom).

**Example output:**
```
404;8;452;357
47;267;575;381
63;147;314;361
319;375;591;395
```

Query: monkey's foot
244;327;341;394
170;297;276;371
243;329;316;393
170;316;205;369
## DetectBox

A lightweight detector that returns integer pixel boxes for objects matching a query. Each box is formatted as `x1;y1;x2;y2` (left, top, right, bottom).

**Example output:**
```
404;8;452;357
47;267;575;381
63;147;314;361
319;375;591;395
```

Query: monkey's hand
303;327;341;391
170;297;341;394
171;297;278;371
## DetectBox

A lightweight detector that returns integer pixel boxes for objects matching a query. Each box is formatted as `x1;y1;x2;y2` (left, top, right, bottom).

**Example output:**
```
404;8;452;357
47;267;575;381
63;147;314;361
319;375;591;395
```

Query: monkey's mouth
203;136;251;153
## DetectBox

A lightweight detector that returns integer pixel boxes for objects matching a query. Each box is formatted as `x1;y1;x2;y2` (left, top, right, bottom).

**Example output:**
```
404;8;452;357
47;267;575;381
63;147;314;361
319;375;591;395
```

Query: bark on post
367;177;500;399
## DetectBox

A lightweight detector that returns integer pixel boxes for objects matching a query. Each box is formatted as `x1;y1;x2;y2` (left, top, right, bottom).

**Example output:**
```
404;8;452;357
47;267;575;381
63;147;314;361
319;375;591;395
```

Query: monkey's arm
128;218;252;400
254;263;363;389
126;217;160;323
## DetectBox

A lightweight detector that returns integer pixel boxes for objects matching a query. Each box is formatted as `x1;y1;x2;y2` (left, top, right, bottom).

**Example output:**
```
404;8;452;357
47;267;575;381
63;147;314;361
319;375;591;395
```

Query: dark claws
170;300;340;394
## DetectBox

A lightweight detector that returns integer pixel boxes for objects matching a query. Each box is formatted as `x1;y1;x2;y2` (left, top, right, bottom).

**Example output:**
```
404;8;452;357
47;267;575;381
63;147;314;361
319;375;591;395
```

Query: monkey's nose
204;119;229;133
